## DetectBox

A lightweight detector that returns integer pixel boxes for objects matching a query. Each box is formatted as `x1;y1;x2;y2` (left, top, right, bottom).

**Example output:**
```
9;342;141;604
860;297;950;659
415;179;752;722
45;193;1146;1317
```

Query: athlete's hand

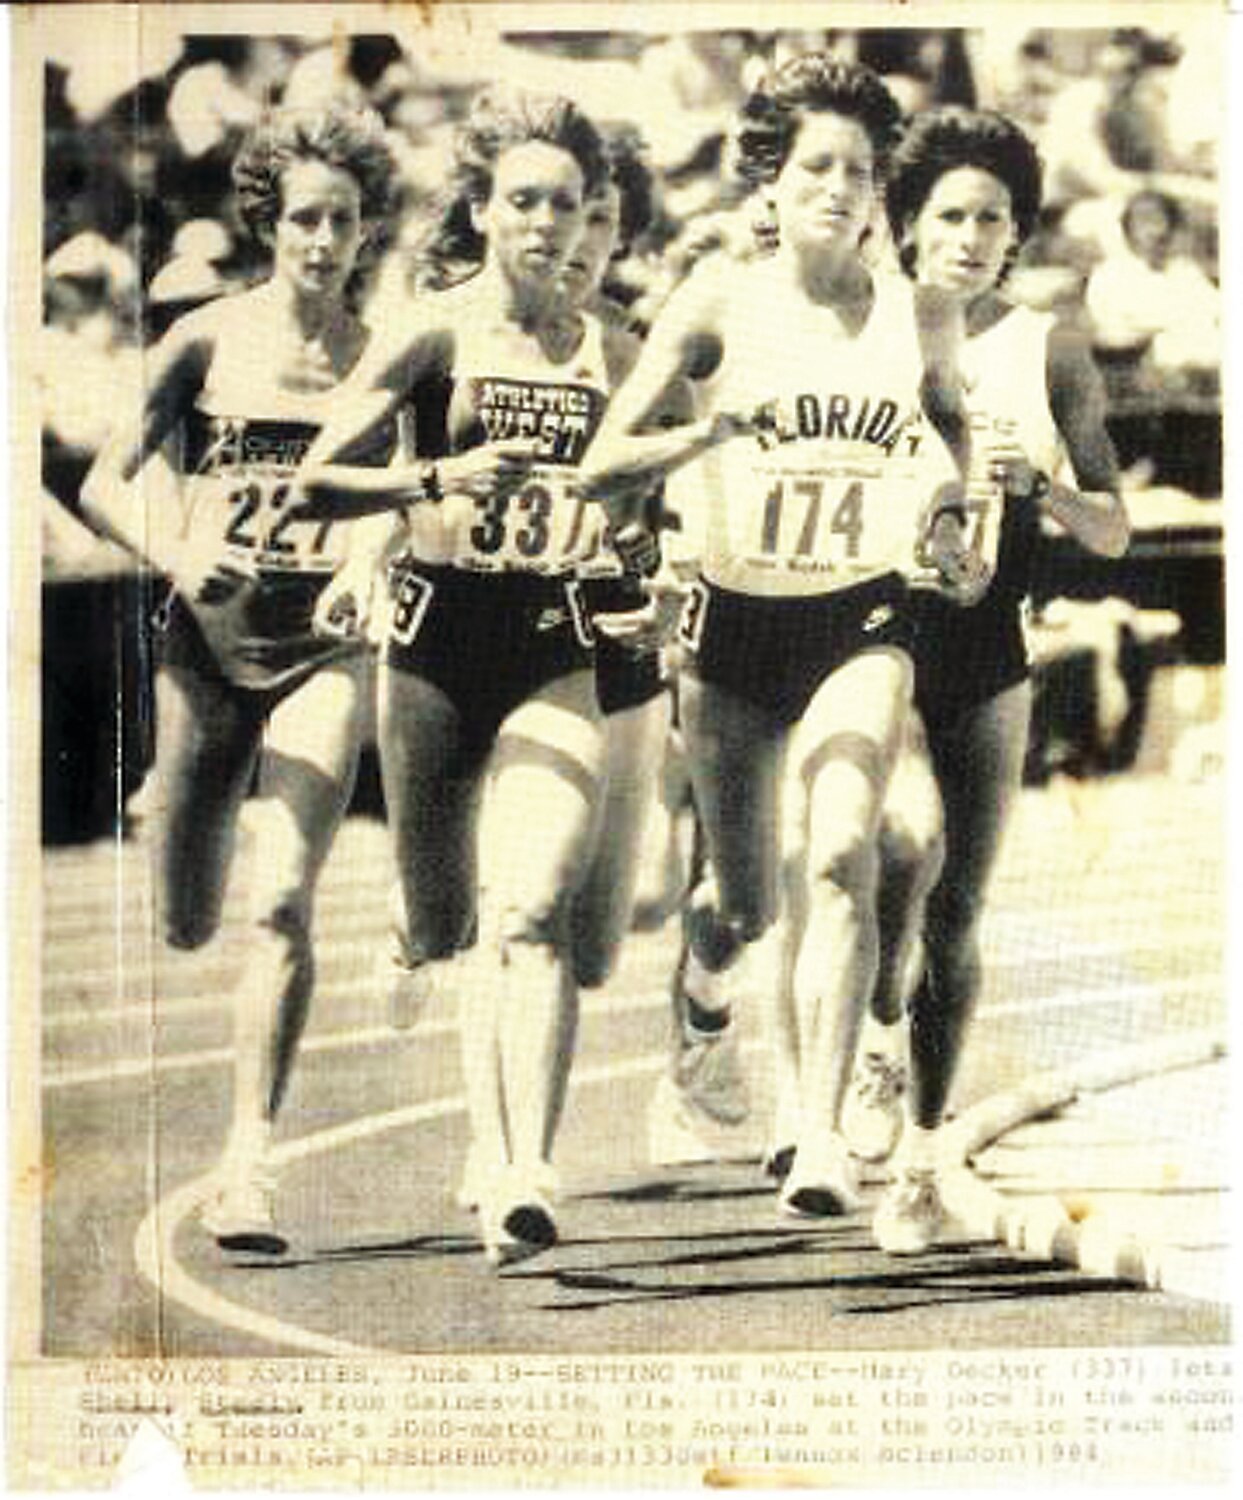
986;439;1040;500
593;573;687;655
918;511;993;607
440;444;533;505
313;557;378;642
169;541;257;607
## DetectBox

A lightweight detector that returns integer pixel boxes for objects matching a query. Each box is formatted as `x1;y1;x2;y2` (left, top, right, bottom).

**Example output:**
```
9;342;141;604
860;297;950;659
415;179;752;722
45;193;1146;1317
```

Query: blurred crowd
39;23;1222;577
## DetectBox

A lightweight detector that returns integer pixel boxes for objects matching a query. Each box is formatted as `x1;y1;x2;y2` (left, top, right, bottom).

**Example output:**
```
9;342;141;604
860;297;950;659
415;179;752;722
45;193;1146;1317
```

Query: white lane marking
43;989;673;1090
41;915;1223;1022
132;1050;668;1358
45;969;1222;1092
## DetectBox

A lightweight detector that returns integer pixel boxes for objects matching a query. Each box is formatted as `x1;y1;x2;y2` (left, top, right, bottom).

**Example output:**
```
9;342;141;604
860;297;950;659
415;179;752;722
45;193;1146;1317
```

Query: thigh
154;662;263;941
252;653;371;894
488;669;605;912
930;678;1032;904
792;647;913;860
379;660;486;951
580;693;673;900
680;669;785;933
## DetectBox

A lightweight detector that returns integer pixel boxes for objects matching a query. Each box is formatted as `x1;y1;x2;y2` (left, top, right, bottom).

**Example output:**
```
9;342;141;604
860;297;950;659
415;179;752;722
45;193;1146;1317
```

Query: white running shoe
779;1135;862;1219
648;1074;722;1166
841;1050;908;1164
202;1160;287;1256
872;1167;945;1255
672;1023;750;1127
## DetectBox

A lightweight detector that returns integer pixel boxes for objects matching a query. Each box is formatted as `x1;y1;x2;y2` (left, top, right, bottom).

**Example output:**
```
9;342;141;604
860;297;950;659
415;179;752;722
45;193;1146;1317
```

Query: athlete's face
272;159;365;301
557;182;622;308
910;166;1017;299
478;141;587;290
771;111;877;256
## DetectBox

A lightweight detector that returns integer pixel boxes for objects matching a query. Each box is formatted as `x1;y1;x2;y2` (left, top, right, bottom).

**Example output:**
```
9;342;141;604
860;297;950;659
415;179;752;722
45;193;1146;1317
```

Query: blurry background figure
1085;189;1220;393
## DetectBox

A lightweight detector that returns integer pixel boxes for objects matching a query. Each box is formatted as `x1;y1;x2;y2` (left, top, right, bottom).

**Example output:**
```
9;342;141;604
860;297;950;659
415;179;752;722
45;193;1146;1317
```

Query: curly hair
736;54;902;188
885;107;1044;275
232;100;396;242
420;87;607;272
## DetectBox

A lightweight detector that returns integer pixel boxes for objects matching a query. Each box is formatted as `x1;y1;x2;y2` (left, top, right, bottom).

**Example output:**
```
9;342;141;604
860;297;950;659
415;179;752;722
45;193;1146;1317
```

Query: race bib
182;413;342;574
446;376;610;573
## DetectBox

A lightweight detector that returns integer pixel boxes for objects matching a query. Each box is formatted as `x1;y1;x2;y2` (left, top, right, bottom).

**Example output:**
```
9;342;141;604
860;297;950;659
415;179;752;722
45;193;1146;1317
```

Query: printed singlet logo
470;378;607;464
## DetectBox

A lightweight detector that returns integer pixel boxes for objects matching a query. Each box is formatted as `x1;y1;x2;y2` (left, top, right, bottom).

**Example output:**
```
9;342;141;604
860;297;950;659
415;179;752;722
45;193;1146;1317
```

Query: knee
499;893;569;956
807;827;878;903
254;891;313;950
881;815;945;892
164;910;216;951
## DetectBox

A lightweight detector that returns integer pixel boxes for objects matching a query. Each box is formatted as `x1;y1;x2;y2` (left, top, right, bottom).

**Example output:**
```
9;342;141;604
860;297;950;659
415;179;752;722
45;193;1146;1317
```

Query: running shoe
779;1134;861;1219
872;1166;945;1255
202;1160;287;1256
840;1050;908;1164
479;1171;559;1268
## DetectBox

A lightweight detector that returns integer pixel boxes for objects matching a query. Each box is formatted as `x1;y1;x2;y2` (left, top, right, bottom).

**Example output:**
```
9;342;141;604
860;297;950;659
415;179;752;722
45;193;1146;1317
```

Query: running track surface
38;772;1227;1357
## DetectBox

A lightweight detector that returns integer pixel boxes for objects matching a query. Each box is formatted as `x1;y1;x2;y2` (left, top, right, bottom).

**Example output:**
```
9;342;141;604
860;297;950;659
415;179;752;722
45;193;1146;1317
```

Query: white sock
858;1013;906;1060
903;1122;940;1174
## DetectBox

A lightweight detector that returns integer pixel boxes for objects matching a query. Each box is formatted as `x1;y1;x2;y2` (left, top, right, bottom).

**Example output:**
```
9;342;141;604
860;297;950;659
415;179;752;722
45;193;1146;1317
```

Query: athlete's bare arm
1043;324;1130;558
297;310;456;518
914;283;972;474
80;303;214;568
579;264;748;526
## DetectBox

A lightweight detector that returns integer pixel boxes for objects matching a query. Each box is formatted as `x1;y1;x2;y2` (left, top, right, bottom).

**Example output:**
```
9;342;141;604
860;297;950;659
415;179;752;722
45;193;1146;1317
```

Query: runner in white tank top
582;56;980;1221
838;108;1128;1255
82;102;398;1256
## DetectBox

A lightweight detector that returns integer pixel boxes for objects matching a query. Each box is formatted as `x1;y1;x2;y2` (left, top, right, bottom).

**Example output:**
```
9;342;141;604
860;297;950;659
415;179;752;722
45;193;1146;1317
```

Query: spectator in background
1040;28;1181;206
1085;188;1220;387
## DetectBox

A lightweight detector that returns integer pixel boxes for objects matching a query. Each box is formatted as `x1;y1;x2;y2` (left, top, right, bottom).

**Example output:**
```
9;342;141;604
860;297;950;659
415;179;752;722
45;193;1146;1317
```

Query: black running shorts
679;572;915;725
384;563;596;757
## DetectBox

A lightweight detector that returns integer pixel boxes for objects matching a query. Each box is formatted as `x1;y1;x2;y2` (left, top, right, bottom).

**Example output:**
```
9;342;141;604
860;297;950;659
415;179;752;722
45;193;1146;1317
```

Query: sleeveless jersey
172;310;385;691
697;266;959;598
403;302;612;577
961;303;1066;603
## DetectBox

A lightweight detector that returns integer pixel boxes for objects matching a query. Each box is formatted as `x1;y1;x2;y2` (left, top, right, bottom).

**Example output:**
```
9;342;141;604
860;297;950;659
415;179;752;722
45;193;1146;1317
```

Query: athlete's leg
225;656;370;1152
153;662;262;950
482;669;604;1257
839;717;944;1165
782;646;912;1213
570;689;673;988
679;670;785;966
379;658;489;1187
874;679;1030;1254
207;656;369;1252
910;678;1032;1128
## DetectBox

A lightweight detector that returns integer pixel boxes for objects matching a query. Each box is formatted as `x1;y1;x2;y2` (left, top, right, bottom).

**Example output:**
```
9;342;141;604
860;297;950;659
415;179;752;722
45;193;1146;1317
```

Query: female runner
850;107;1129;1252
82;102;397;1253
582;55;977;1218
300;89;623;1266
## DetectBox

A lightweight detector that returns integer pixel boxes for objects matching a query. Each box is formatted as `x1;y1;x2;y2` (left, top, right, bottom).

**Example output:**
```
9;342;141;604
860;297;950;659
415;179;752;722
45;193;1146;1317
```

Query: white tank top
177;308;362;575
697;266;959;597
405;303;613;575
962;303;1065;480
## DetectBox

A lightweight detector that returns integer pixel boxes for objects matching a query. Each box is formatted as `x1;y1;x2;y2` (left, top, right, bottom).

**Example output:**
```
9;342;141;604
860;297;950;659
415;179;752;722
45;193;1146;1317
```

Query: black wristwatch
418;463;443;504
1024;469;1052;506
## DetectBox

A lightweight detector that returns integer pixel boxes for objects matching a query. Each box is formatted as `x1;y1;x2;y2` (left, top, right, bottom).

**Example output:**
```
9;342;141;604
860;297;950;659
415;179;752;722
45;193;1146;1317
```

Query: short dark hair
232;101;395;241
885;106;1043;275
736;53;902;188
